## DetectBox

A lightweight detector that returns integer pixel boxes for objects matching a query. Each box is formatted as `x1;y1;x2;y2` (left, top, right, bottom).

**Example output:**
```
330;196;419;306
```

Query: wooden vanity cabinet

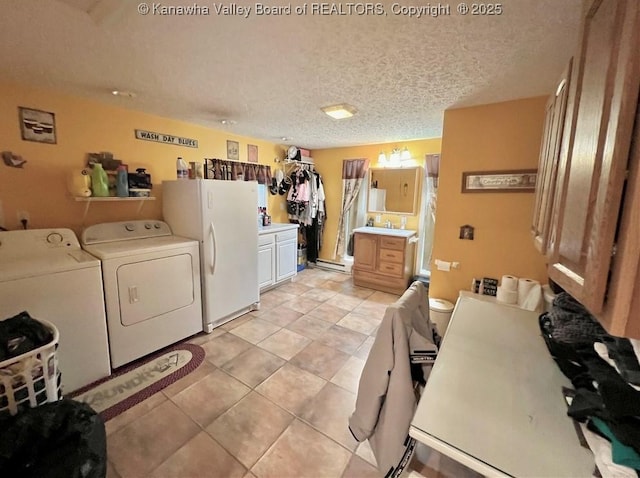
353;232;416;295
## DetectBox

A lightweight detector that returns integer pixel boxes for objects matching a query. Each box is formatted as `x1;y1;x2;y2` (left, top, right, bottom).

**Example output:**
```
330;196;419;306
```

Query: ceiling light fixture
220;119;237;125
111;89;137;98
321;103;357;120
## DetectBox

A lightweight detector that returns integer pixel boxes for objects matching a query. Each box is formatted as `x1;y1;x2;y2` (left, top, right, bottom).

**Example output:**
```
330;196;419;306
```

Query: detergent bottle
91;163;109;197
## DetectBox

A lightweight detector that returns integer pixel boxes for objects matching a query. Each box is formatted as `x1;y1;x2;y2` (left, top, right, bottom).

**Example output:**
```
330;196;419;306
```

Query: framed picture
462;169;537;193
459;224;475;240
19;107;57;144
227;140;239;161
247;144;258;163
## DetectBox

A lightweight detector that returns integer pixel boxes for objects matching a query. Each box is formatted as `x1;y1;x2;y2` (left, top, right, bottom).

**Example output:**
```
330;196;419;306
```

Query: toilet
542;284;556;312
428;298;455;337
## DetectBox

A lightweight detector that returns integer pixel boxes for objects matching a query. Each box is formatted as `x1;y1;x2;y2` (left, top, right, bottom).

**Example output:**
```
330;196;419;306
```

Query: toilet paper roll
496;286;518;305
501;275;519;292
518;278;542;309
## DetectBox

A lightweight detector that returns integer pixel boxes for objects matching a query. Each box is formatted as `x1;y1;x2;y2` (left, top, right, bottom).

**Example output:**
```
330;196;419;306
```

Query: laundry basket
0;318;61;416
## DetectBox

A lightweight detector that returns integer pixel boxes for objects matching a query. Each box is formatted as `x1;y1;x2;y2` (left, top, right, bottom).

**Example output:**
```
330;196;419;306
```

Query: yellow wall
312;138;442;261
429;97;549;302
0;80;288;233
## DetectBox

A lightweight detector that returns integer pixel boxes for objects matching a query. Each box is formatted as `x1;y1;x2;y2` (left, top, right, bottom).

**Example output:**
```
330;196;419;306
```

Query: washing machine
0;228;111;394
81;220;202;369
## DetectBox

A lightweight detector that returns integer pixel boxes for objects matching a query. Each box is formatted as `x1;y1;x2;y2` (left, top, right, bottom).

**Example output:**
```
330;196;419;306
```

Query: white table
410;293;594;477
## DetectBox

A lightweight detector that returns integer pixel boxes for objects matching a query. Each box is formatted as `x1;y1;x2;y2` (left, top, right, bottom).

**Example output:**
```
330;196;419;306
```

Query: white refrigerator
163;179;259;332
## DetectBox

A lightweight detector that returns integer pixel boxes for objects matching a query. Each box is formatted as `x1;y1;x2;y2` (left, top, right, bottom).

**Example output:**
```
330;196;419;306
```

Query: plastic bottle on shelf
91;163;109;197
116;165;129;197
176;157;188;179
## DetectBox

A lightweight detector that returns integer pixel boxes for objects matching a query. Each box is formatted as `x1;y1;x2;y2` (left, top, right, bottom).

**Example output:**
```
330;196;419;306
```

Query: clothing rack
282;159;315;175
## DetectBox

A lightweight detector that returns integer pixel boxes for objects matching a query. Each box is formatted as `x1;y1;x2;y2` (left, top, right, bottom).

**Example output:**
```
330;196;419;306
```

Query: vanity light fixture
378;147;412;167
321;103;357;119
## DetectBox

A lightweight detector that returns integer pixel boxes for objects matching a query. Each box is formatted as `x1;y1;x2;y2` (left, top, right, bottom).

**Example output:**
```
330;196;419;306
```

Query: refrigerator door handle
209;222;217;274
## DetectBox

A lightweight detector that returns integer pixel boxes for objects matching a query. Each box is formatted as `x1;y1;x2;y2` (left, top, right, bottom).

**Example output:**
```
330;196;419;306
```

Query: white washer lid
429;298;455;312
82;235;198;260
0;250;100;282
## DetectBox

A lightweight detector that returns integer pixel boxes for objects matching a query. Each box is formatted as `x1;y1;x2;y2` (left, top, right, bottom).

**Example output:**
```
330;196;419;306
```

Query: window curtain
333;158;370;259
204;158;271;184
419;154;440;274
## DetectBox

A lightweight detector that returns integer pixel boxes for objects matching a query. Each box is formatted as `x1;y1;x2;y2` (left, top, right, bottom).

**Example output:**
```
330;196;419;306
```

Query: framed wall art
462;169;537;193
19;107;57;144
247;144;258;163
227;140;239;161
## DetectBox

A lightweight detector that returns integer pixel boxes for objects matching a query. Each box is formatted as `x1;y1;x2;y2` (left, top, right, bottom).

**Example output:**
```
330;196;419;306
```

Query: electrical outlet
375;214;381;223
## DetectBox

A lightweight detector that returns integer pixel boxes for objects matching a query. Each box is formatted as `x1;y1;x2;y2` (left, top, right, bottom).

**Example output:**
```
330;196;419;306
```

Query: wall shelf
74;196;155;202
73;196;155;219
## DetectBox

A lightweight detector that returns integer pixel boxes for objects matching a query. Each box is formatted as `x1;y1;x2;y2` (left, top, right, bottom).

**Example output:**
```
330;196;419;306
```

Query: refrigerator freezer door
163;179;260;331
199;180;259;330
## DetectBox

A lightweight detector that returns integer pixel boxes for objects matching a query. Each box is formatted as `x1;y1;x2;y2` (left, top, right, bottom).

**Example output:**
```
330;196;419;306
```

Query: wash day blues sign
135;129;198;148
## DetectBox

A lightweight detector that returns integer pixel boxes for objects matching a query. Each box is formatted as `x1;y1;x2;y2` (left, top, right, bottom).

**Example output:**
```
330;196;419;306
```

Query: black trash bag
0;311;53;362
0;399;106;478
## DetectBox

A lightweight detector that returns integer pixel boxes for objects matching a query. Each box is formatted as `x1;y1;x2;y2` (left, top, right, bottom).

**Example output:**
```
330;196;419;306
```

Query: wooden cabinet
531;59;572;255
259;226;298;292
352;232;416;295
353;233;377;271
542;0;640;337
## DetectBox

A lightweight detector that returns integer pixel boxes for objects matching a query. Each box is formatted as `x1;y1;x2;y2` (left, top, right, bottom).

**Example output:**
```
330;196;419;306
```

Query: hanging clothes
285;164;326;262
306;171;326;262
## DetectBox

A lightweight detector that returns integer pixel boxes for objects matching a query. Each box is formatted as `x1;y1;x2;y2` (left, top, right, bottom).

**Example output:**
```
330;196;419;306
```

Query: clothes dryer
82;220;202;368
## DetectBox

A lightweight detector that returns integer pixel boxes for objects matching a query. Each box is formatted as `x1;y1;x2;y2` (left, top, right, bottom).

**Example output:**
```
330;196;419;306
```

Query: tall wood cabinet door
532;59;572;255
548;0;640;313
354;233;377;271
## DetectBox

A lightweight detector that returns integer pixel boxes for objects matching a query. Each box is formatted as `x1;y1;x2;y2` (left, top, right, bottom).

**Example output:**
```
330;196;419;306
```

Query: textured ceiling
0;0;582;149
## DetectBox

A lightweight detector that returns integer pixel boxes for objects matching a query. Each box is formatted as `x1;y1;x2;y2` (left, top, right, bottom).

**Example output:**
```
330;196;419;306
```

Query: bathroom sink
353;226;417;238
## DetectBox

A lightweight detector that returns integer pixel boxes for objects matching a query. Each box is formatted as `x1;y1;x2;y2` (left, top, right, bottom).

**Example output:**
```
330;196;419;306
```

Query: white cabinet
258;235;276;290
276;231;298;282
259;225;298;292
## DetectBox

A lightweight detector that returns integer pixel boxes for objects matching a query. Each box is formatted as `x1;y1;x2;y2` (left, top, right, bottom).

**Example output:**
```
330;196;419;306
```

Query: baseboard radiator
312;259;352;274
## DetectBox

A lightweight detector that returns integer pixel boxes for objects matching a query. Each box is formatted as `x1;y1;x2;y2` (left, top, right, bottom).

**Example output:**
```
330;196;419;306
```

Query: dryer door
117;254;194;326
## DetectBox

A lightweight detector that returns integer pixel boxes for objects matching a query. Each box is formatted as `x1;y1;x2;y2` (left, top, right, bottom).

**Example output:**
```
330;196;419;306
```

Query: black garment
0;311;53;362
0;399;106;478
306;217;319;263
540;292;640;457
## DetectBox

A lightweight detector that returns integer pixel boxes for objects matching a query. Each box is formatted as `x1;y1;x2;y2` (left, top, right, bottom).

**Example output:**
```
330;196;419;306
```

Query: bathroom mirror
368;167;420;215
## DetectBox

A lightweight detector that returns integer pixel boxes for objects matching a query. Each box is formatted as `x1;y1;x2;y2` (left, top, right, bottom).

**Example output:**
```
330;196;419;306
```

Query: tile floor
105;267;478;478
